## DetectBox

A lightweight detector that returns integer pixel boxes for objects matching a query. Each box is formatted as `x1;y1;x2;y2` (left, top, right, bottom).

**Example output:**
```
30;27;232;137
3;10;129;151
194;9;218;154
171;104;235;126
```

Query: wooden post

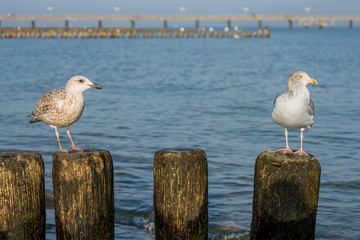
349;20;353;29
289;19;293;29
154;148;208;240
52;150;114;240
0;152;45;239
258;28;263;38
251;150;321;240
264;27;270;38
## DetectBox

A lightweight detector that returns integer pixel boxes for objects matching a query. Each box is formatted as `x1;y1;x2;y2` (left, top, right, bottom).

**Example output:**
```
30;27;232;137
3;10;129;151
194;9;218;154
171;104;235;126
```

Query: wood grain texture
251;150;321;240
0;152;45;239
154;148;208;240
52;150;114;240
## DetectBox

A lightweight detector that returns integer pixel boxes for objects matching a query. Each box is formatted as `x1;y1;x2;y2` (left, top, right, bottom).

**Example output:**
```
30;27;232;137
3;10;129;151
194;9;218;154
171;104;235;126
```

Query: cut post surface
52;150;114;240
251;150;321;240
154;148;208;240
0;152;45;239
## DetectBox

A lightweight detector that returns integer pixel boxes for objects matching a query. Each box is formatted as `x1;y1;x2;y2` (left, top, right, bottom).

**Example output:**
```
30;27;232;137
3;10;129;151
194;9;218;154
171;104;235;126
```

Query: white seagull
272;71;317;156
28;76;102;153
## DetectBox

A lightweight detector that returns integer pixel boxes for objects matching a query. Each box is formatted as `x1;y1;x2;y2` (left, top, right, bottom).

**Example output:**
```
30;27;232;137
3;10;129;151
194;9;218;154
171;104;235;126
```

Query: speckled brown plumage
28;75;102;152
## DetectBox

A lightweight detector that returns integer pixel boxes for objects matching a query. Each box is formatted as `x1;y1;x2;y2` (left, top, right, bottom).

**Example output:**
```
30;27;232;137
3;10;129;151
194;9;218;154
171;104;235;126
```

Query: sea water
0;27;359;239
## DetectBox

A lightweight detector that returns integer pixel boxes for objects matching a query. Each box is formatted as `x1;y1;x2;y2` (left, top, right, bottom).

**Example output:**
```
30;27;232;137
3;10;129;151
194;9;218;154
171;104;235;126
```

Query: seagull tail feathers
27;113;41;123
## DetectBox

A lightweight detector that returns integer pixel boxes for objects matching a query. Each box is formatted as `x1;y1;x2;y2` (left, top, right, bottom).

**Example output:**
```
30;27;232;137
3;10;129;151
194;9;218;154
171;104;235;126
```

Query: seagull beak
310;79;318;84
90;83;102;89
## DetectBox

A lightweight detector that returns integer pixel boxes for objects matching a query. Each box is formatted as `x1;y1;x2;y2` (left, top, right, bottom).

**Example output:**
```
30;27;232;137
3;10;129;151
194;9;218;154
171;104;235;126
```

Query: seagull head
65;75;102;93
288;71;317;89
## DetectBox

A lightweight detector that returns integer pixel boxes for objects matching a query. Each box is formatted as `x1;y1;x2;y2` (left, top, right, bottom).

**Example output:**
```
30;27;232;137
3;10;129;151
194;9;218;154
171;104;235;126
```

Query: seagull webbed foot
276;148;293;154
294;149;309;156
71;146;87;152
57;148;69;153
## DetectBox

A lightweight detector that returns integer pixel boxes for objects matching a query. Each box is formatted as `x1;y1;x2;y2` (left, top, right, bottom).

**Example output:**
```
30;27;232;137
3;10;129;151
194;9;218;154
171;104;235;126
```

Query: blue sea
0;27;359;239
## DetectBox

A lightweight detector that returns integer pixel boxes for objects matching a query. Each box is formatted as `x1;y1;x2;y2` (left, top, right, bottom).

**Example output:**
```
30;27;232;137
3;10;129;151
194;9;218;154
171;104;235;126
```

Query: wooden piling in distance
0;152;45;239
154;148;208;240
52;150;114;240
264;27;270;38
258;29;263;38
202;30;206;37
251;150;321;240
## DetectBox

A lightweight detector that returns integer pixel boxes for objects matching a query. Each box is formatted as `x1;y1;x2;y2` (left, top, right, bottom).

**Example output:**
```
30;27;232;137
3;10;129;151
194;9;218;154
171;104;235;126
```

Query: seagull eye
79;79;84;83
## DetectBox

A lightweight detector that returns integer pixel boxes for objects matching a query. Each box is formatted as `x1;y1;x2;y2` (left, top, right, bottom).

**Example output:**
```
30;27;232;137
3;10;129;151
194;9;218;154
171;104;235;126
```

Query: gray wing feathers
273;93;281;106
307;99;315;116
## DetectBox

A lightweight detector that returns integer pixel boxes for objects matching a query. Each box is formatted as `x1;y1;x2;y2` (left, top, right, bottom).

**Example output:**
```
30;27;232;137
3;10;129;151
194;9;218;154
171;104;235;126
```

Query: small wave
322;181;360;190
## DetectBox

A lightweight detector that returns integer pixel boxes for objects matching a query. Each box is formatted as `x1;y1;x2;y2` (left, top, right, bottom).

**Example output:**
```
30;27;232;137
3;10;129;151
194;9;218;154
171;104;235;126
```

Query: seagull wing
34;89;66;116
273;93;282;107
307;99;315;117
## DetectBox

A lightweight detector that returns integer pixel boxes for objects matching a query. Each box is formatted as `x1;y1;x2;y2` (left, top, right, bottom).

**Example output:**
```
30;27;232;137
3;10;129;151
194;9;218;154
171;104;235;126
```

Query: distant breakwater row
0;27;270;39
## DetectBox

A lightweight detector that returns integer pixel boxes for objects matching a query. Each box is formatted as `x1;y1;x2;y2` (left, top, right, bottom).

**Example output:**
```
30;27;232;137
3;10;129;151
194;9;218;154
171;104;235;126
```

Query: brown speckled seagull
28;76;102;153
272;71;317;156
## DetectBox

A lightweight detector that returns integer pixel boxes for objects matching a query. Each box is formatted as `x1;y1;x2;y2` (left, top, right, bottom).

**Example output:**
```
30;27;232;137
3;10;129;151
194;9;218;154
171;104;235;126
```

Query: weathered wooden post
52;150;114;240
154;148;208;240
258;28;263;38
251;150;321;240
0;152;45;239
264;27;270;38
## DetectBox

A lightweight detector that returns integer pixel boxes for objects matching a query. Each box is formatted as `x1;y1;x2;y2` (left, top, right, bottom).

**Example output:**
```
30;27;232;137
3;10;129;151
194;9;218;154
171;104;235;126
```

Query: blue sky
1;0;360;15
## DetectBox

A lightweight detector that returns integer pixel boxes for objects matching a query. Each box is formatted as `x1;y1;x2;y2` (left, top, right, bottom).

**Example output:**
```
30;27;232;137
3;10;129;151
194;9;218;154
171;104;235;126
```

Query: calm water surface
1;28;360;239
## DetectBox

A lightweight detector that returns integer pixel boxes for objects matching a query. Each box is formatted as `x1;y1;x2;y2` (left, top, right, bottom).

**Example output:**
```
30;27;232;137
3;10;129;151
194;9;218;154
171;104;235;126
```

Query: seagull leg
55;127;68;153
294;128;309;156
66;126;86;152
277;128;293;154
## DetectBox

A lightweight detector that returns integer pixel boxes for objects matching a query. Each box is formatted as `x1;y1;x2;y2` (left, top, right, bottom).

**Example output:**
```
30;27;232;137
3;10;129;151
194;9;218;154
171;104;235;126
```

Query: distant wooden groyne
0;27;270;39
0;14;359;29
